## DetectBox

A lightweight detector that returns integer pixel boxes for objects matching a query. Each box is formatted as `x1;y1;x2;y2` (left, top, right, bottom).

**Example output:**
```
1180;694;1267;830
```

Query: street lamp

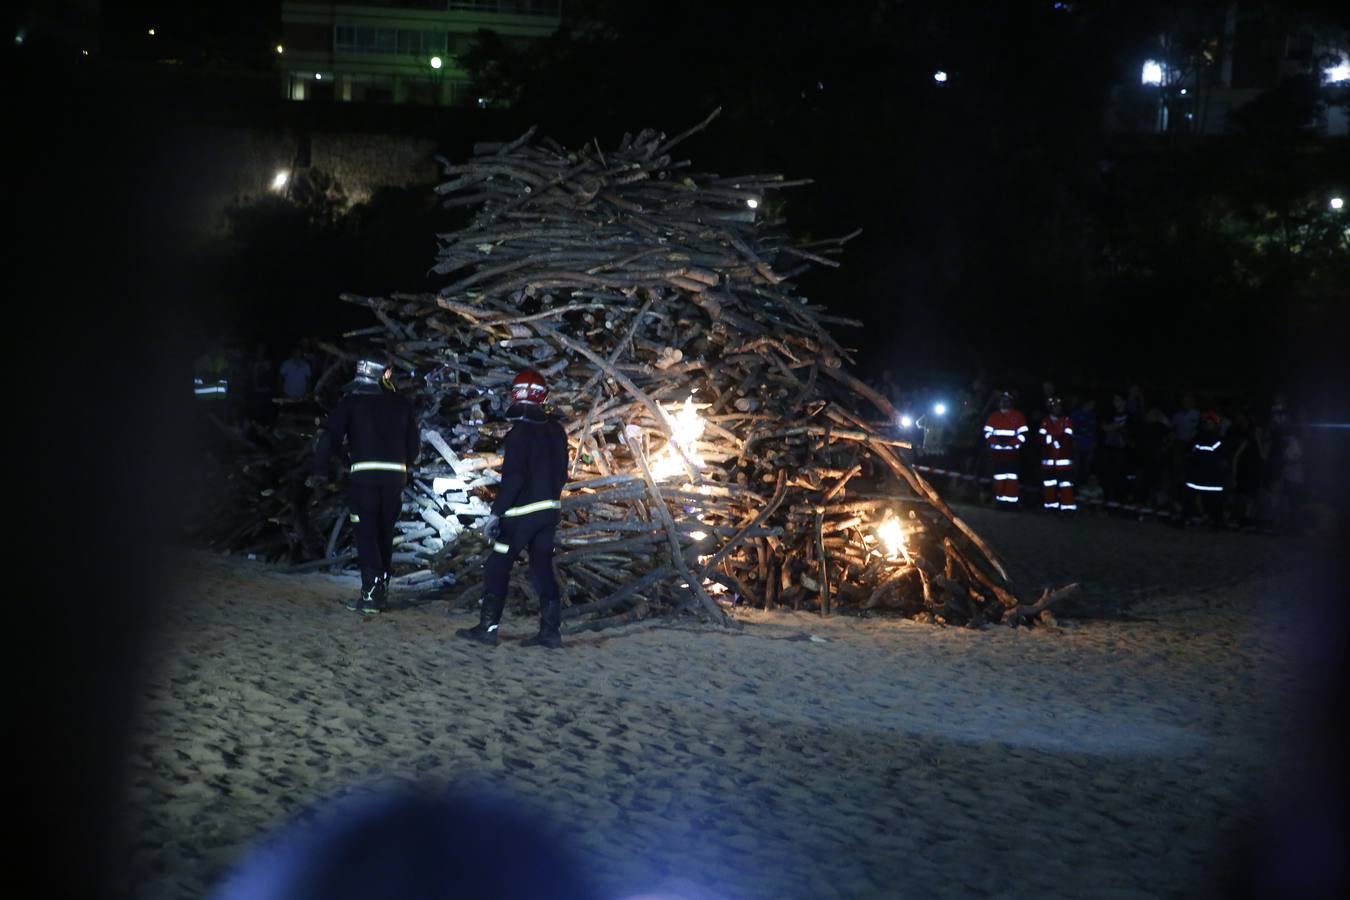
933;70;948;84
1141;60;1164;85
430;56;442;69
275;44;284;55
148;27;156;37
272;170;290;192
1332;196;1345;211
1325;56;1350;84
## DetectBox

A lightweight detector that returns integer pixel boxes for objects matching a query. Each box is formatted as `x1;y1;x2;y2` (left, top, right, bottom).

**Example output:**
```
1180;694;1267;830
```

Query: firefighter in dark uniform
311;359;419;614
457;368;569;649
1179;410;1227;527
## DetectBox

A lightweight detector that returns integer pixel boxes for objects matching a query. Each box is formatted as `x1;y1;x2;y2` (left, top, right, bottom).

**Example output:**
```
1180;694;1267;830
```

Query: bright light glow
1141;60;1164;85
933;402;947;416
746;198;759;209
271;170;290;191
650;396;707;481
430;56;442;69
933;70;948;83
314;72;322;80
689;531;708;541
876;515;908;562
82;49;89;56
14;30;24;45
477;97;489;108
148;28;156;37
275;44;284;54
1331;196;1345;211
1179;88;1188;95
1324;56;1350;84
899;414;913;428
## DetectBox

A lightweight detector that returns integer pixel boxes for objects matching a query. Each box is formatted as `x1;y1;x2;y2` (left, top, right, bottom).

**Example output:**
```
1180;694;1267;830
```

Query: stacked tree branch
200;111;1071;629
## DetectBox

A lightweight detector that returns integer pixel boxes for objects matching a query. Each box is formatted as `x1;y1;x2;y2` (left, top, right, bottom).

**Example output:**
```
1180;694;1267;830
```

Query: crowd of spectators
193;337;322;425
878;374;1311;534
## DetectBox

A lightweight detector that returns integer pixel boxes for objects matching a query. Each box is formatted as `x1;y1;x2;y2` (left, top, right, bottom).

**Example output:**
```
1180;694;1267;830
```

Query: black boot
352;568;382;614
521;597;563;649
456;594;504;647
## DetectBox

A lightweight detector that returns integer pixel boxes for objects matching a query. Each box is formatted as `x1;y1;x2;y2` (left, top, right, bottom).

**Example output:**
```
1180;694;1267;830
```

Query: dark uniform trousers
484;509;559;605
351;480;404;579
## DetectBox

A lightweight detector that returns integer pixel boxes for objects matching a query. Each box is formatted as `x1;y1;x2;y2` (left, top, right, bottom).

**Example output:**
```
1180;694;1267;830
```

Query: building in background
280;1;561;107
1112;1;1349;137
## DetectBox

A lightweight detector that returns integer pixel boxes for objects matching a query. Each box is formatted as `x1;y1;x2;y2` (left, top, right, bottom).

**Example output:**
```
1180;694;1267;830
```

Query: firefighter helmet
510;368;548;404
354;358;388;386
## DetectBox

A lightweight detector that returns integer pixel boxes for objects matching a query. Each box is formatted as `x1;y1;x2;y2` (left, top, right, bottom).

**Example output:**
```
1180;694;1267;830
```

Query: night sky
11;1;1350;406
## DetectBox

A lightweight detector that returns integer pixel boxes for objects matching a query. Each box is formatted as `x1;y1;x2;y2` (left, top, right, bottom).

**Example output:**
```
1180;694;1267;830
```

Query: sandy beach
116;507;1325;899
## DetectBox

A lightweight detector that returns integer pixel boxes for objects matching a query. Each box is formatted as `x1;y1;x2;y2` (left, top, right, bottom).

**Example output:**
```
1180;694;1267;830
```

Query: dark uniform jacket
1184;426;1227;493
492;403;569;518
314;385;419;485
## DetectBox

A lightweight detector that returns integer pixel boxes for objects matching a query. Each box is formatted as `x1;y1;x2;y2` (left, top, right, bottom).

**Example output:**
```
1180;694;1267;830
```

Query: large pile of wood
202;111;1071;630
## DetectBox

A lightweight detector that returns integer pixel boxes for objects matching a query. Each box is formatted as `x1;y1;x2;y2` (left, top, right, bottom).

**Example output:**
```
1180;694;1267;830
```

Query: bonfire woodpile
202;111;1073;631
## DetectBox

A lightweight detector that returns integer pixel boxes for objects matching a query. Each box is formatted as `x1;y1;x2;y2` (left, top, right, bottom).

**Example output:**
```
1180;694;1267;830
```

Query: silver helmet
354;359;387;385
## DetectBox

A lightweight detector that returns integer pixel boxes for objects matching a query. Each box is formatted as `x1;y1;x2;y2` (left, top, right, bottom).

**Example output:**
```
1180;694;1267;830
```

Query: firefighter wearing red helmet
1179;409;1227;527
457;368;570;649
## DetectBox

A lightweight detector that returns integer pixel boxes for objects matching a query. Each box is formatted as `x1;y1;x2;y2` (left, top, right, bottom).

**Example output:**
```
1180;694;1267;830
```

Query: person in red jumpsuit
983;391;1028;507
1038;396;1077;512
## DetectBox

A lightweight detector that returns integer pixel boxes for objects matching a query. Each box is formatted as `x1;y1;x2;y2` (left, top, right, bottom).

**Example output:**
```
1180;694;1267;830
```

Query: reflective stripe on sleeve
492;542;511;554
1185;482;1224;492
503;499;563;517
351;461;408;474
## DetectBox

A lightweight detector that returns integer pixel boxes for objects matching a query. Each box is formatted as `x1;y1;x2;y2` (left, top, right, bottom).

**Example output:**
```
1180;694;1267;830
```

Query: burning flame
650;396;707;481
876;515;907;561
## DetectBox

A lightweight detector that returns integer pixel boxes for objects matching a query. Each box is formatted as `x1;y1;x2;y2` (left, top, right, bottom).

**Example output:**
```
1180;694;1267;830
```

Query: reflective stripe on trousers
503;499;562;517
